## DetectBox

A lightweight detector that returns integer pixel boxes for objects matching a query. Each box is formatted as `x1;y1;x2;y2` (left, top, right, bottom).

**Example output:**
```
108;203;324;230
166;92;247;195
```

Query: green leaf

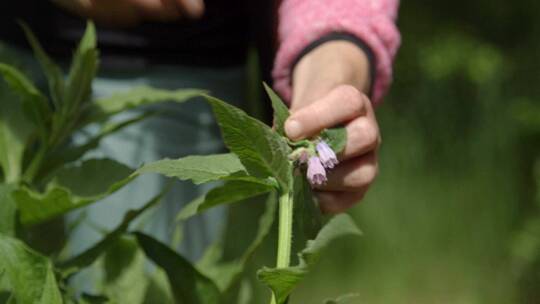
263;83;289;136
257;214;362;304
293;174;322;241
0;234;62;304
101;236;148;304
322;127;347;154
0;63;50;138
205;95;293;191
176;178;274;221
88;86;203;122
0;184;17;236
14;158;135;225
58;187;167;272
324;293;360;304
197;192;277;292
19;21;65;108
135;232;221;304
0;87;33;183
41;111;155;179
63;21;98;113
136;153;246;185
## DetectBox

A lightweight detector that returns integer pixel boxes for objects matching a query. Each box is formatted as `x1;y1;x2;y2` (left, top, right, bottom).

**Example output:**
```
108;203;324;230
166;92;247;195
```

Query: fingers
316;190;367;214
132;0;204;21
340;115;380;161
316;151;378;192
285;85;368;141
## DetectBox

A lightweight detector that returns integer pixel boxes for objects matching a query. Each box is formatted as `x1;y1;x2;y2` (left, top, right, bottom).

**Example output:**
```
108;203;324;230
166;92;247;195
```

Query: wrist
291;40;372;110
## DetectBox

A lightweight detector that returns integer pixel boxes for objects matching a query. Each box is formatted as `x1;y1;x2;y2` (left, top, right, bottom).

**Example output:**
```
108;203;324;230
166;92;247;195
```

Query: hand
285;40;380;214
52;0;205;27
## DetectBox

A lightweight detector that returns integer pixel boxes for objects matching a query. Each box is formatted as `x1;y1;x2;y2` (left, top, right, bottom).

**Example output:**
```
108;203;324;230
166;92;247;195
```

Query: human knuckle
359;121;379;149
337;85;364;114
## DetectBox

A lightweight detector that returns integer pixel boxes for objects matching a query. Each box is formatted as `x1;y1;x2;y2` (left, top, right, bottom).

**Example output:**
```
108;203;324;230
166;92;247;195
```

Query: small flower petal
307;156;327;186
316;140;338;169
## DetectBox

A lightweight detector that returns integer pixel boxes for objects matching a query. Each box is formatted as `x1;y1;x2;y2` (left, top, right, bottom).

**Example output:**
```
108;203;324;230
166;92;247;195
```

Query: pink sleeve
272;0;401;105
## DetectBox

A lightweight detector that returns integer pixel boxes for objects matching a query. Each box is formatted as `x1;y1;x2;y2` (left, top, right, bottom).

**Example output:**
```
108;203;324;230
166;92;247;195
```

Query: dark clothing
0;0;277;70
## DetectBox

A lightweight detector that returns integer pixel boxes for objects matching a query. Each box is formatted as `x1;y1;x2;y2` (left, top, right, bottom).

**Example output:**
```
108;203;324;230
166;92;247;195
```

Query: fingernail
285;119;302;139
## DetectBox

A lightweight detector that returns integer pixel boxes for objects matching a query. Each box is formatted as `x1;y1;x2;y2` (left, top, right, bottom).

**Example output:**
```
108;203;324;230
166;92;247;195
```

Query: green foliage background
276;0;540;303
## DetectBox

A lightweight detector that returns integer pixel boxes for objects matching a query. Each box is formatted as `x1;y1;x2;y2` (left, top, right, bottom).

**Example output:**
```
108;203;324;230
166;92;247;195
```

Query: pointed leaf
263;83;289;136
135;232;221;304
88;86;203;122
176;178;274;221
19;22;65;108
0;63;50;137
0;234;62;304
257;214;362;304
136;153;246;185
63;21;98;113
14;159;135;225
205;95;292;191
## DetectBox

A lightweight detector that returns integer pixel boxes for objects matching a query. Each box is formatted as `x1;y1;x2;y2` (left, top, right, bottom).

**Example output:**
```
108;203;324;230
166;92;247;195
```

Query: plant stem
23;144;47;183
271;190;294;304
276;191;293;267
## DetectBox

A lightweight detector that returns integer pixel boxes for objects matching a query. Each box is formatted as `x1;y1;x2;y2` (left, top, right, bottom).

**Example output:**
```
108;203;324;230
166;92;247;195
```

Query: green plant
0;22;361;304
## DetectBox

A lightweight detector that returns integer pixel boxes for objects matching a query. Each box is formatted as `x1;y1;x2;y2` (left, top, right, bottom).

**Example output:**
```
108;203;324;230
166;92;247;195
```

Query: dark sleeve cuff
290;32;377;97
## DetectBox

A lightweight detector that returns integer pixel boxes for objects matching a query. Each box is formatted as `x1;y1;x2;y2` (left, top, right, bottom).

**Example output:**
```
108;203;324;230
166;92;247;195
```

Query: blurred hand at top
286;40;380;214
52;0;205;27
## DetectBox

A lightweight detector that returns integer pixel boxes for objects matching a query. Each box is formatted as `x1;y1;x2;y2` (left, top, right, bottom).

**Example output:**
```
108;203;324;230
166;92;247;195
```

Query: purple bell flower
307;156;327;186
316;140;339;169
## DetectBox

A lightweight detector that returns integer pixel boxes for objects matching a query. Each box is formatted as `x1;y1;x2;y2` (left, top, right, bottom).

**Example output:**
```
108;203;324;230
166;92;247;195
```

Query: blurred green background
246;0;540;303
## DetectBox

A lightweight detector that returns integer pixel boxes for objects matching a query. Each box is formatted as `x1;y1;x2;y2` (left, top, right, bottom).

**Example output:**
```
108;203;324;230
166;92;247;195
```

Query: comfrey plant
0;22;361;304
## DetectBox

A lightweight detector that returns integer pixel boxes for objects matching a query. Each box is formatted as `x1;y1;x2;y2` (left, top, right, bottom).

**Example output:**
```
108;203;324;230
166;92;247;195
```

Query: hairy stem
271;190;294;304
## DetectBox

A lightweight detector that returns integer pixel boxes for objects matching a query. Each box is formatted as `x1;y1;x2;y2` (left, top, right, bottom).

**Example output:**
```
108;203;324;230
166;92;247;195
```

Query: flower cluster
303;140;338;186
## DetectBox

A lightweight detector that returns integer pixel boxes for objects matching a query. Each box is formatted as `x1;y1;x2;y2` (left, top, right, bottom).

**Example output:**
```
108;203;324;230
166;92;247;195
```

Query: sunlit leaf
0;234;62;304
136;153;246;185
264;82;289;136
205;95;292;191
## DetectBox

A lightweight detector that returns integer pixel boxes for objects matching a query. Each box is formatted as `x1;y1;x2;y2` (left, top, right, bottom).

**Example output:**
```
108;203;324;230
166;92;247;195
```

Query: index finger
284;85;367;141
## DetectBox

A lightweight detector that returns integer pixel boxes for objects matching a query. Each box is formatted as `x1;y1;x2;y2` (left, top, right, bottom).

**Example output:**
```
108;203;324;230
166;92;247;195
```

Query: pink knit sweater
273;0;401;105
